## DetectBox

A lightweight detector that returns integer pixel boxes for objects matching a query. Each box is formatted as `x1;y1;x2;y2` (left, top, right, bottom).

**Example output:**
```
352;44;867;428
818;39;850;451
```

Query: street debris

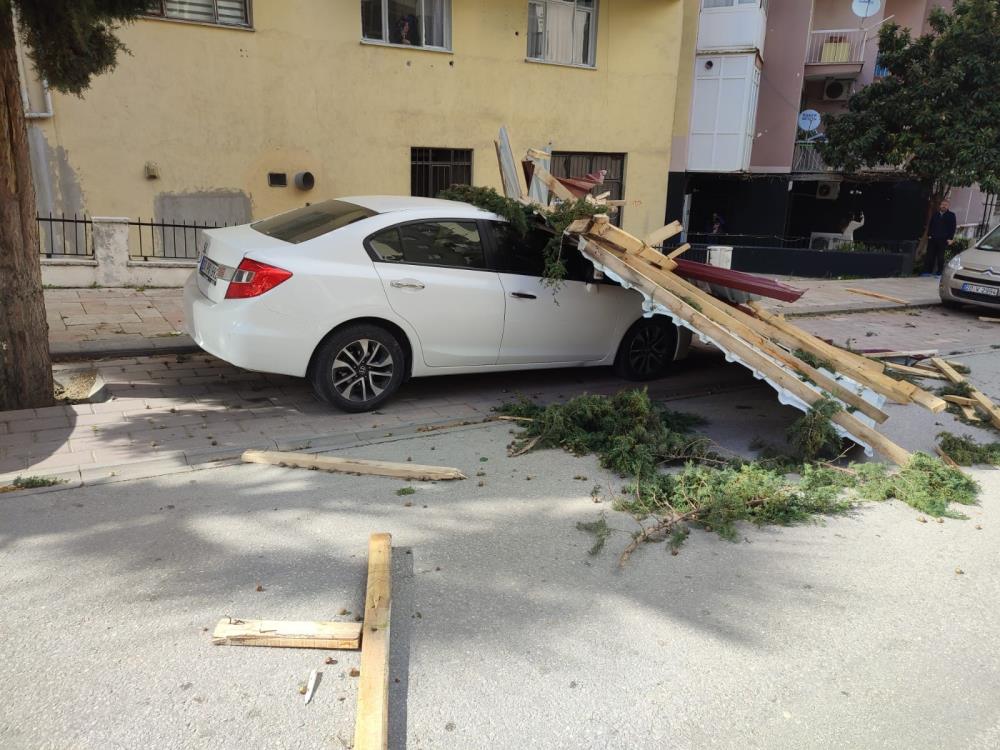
843;287;911;305
242;449;466;480
303;669;319;704
931;357;1000;430
210;533;394;749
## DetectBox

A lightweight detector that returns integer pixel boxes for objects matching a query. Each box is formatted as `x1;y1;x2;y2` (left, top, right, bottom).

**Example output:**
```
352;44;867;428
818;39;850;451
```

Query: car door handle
390;279;425;290
509;292;537;300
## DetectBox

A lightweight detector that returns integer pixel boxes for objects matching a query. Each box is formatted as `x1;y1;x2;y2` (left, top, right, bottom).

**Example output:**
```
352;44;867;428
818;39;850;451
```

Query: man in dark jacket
925;198;957;275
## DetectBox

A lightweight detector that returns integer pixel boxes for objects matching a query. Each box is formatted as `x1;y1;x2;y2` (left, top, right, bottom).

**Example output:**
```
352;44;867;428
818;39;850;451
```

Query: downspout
12;8;53;119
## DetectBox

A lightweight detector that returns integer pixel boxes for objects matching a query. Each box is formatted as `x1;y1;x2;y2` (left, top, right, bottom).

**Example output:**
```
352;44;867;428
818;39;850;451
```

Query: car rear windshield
252;200;376;244
979;225;1000;251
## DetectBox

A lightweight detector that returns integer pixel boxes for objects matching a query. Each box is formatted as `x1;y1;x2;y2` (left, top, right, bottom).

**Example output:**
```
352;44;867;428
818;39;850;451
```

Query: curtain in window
361;0;383;39
165;0;215;22
544;1;574;64
527;2;545;58
572;8;591;65
422;0;448;48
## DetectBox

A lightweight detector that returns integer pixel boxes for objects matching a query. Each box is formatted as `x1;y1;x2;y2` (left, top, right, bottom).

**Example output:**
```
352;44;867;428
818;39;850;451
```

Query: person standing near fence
924;198;956;276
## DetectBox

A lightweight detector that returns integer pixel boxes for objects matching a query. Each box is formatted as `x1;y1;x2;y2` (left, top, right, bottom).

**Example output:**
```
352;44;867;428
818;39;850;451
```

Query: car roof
343;195;492;218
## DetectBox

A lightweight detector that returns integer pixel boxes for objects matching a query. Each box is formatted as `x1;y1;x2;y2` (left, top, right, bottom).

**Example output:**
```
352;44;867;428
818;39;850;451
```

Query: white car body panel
183;195;691;385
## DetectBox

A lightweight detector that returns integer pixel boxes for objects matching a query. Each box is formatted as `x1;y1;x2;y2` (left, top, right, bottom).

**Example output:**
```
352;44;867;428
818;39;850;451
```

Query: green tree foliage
10;1;152;93
819;0;1000;201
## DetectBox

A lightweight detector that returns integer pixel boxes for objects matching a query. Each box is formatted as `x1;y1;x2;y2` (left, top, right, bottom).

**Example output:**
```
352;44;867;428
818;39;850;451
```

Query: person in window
394;14;418;44
706;211;725;238
924;198;956;276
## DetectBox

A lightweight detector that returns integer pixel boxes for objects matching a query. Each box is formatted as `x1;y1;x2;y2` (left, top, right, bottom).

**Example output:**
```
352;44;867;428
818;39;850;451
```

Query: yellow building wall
26;0;685;238
668;0;700;173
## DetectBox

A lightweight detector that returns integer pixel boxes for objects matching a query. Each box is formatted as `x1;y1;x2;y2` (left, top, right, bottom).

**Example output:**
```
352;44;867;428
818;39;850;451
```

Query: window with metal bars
550;151;626;226
146;0;251;27
410;148;473;198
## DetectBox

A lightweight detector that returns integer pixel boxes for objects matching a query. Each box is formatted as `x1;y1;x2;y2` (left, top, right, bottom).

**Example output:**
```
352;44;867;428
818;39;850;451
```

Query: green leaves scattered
937;432;1000;466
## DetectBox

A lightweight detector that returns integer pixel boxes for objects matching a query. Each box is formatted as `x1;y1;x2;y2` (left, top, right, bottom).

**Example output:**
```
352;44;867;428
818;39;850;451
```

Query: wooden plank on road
354;533;393;750
242;450;466;481
211;619;361;650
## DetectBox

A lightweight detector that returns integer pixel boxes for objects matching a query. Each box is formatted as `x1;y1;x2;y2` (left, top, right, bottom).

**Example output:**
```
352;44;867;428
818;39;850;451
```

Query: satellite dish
852;0;881;18
798;109;822;132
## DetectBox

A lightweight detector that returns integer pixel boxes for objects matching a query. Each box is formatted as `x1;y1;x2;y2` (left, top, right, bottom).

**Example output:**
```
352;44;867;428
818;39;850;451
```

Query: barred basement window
146;1;251;27
362;0;452;50
527;0;597;67
411;148;472;198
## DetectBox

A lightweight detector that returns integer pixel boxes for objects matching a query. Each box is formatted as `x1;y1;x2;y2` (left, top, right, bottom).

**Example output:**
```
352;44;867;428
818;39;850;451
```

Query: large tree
819;0;1000;223
1;0;148;410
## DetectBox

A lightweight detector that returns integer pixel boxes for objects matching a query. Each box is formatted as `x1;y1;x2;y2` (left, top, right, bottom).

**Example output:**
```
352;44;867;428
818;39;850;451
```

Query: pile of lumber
563;214;949;466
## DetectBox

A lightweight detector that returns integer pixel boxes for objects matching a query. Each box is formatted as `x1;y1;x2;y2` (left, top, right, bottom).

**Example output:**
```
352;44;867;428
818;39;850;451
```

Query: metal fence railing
128;218;233;261
805;28;867;65
37;214;94;258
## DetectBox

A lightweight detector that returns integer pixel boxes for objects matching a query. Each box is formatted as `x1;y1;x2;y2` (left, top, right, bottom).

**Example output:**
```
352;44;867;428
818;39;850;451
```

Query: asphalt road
2;400;999;748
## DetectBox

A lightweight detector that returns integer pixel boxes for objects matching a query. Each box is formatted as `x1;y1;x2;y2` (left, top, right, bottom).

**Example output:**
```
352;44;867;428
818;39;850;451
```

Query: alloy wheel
331;338;395;403
628;325;669;377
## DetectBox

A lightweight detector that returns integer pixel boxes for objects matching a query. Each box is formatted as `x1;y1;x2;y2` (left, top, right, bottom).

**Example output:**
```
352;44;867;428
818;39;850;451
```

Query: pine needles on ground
499;389;981;563
937;432;1000;466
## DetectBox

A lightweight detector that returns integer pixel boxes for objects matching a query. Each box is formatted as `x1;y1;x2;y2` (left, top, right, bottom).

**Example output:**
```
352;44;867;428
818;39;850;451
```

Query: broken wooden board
578;237;911;465
242;450;467;481
354;533;392;750
979;316;1000;323
644;221;683;247
931;357;1000;429
882;361;948;380
212;619;362;650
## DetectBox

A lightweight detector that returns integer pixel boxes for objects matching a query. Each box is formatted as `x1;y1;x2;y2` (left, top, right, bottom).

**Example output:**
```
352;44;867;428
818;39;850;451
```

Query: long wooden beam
932;357;1000;429
581;241;912;466
242;450;467;481
354;533;393;750
212;619;361;650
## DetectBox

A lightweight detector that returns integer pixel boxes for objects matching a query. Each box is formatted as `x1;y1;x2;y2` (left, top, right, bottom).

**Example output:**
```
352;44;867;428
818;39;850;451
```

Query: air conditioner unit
816;181;841;200
822;78;852;101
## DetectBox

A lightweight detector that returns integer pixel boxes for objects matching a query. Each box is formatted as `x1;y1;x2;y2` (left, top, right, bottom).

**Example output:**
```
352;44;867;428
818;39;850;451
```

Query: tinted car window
368;228;405;262
252;200;376;244
396;221;486;269
493;222;593;282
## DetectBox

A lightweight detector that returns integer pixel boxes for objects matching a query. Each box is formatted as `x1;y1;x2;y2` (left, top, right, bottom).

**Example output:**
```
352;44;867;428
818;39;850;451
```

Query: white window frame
701;0;760;10
526;0;598;69
145;1;252;28
361;0;453;52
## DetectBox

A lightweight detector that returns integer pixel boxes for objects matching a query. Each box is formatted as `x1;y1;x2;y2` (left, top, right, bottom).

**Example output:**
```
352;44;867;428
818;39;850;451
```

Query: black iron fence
128;218;233;261
37;213;94;258
682;232;917;255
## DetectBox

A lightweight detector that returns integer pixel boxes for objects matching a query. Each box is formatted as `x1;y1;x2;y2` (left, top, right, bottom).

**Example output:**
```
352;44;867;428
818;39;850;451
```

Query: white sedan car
184;196;690;412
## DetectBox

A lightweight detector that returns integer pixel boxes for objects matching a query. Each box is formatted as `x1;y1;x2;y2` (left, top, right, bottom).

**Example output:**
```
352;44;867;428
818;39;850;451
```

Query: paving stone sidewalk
44;276;941;358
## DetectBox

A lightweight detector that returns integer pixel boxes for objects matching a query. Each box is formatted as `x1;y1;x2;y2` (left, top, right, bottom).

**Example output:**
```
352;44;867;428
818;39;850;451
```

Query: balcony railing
793;142;900;174
805;29;867;65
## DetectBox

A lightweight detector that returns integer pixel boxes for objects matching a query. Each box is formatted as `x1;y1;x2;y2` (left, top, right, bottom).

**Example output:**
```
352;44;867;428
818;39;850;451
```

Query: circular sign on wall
798;109;822;132
852;0;881;18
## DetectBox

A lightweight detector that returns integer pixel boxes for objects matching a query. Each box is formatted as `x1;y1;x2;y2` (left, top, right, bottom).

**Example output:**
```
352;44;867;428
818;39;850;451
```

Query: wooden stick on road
354;533;393;750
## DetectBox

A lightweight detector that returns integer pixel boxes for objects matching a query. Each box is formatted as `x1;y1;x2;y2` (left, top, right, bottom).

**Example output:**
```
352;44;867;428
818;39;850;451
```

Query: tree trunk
0;8;53;410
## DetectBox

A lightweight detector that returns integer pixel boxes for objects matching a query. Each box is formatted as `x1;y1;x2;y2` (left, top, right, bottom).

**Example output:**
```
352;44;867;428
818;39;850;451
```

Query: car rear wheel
614;317;677;381
311;324;405;412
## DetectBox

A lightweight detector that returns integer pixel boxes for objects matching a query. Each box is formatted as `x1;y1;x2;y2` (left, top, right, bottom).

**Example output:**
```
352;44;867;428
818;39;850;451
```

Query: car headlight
947;254;962;271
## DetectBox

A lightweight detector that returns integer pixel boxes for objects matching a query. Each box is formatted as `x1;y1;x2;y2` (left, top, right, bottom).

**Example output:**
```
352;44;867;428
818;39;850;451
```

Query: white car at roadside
183;196;691;412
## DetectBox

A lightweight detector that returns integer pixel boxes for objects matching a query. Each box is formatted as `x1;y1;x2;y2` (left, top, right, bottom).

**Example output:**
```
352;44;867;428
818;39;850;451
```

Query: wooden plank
747;302;946;410
528;162;575;202
935;445;960;468
843;287;910;305
644;221;683;247
882;361;948;380
665;243;691;260
979;316;1000;323
931;357;1000;429
931;357;966;384
242;450;466;481
581;240;912;465
943;395;977;406
618;249;889;424
866;350;938;359
960;405;982;422
212;619;362;650
354;533;392;750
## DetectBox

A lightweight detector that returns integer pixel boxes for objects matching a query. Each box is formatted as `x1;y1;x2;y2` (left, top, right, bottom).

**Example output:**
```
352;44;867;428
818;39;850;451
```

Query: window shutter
164;0;216;22
217;0;249;25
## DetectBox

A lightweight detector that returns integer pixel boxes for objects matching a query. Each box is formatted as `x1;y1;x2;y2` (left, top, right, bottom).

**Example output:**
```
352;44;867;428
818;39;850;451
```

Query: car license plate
199;255;219;284
961;282;999;297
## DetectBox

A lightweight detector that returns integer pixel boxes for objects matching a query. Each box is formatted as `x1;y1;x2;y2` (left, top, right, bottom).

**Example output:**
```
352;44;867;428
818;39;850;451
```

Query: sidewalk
43;276;941;359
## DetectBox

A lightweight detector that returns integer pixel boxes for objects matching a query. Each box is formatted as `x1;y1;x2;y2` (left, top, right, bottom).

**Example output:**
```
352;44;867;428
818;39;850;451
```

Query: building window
702;0;760;9
527;0;597;67
550;151;625;225
362;0;452;50
146;1;251;26
411;148;472;198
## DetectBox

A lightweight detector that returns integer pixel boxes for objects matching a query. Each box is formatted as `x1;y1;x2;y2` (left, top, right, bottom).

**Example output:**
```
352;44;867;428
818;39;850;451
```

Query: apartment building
667;0;995;249
16;0;686;243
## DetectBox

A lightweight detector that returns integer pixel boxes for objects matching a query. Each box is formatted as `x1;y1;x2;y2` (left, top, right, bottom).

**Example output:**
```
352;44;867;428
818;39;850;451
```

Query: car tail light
224;258;292;299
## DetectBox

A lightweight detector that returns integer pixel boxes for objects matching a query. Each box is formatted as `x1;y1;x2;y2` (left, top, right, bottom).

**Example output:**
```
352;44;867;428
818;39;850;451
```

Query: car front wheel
614;317;678;381
311;324;406;412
